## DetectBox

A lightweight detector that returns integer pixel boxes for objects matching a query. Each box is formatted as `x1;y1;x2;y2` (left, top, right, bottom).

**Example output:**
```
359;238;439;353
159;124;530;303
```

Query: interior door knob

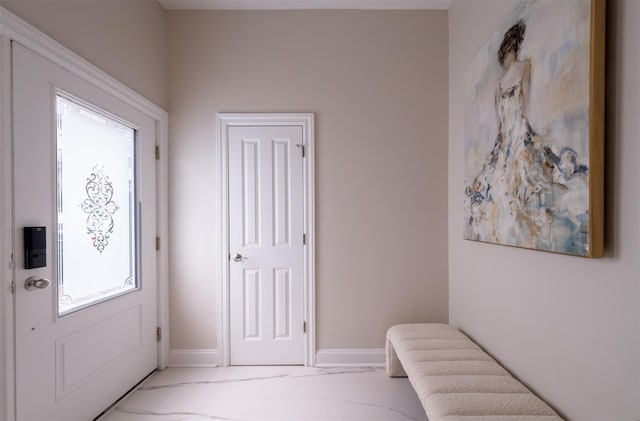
25;276;50;291
232;253;248;262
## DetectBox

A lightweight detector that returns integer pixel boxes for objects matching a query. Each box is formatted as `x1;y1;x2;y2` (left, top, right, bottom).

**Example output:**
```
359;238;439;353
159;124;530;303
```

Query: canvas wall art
463;0;604;257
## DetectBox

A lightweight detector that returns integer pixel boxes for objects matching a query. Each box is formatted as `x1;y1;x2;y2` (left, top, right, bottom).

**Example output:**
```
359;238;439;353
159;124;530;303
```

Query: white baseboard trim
168;348;385;368
168;349;219;368
315;348;385;367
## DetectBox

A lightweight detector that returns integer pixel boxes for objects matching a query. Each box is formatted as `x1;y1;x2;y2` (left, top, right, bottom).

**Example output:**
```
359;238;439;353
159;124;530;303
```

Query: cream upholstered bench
386;323;563;421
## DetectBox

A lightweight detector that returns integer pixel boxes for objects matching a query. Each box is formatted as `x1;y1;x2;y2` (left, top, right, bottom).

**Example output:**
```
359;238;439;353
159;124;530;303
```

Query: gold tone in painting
464;0;604;257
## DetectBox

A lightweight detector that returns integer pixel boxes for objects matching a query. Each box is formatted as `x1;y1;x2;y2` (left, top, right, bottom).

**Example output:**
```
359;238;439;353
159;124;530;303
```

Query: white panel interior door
229;126;305;365
12;42;157;420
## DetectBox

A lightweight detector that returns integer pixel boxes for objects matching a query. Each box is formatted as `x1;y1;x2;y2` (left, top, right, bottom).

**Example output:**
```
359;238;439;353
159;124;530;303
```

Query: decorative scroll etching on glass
79;164;119;253
56;95;137;315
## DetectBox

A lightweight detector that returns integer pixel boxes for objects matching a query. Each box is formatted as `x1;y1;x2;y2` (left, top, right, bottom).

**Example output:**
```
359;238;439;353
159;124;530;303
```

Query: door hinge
10;280;15;295
303;321;307;333
156;236;160;251
156;327;162;342
303;233;306;245
296;144;305;158
155;145;160;160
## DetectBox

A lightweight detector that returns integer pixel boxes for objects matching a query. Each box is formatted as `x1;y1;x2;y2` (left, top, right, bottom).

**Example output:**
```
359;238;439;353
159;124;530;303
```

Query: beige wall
1;1;449;354
448;1;640;420
168;10;449;350
0;0;169;109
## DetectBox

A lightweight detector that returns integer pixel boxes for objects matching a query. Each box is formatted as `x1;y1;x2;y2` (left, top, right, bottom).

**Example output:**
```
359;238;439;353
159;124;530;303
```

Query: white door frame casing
217;113;316;367
0;33;14;421
0;8;170;420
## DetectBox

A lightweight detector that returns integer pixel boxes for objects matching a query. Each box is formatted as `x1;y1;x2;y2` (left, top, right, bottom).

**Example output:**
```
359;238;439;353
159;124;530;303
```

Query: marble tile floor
99;366;427;421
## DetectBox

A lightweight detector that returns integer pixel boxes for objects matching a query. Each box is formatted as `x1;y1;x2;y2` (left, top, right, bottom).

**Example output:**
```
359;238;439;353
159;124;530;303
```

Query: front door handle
232;253;248;262
25;276;50;291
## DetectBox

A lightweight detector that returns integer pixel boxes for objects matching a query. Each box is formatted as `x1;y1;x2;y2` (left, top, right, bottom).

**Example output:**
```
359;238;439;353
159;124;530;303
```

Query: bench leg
386;338;407;377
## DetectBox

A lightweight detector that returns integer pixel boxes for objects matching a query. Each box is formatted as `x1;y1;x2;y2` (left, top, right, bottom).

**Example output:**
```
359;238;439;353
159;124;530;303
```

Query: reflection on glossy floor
99;366;427;420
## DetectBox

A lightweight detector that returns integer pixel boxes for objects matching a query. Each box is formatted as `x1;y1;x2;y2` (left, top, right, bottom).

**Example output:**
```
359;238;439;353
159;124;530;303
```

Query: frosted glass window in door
56;95;138;315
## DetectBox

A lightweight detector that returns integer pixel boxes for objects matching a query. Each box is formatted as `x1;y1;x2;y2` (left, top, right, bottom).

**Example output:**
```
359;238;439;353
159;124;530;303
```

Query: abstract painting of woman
464;1;595;256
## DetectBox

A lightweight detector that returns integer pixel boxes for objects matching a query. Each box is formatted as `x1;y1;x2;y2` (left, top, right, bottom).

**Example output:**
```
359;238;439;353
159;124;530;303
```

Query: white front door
12;42;157;421
228;125;305;365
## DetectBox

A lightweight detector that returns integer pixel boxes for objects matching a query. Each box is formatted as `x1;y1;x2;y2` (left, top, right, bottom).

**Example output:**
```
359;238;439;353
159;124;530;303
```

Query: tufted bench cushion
386;323;563;421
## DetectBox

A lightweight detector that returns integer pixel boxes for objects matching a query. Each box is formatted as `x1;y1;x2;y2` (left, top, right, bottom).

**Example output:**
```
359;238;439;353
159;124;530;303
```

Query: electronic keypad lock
24;226;46;269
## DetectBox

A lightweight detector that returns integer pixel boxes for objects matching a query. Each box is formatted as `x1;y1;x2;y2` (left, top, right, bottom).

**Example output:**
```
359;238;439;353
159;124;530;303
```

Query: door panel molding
217;113;315;367
55;305;143;399
0;7;169;420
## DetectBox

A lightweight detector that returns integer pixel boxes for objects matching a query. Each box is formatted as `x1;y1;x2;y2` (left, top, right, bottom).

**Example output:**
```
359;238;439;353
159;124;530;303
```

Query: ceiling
157;0;452;10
